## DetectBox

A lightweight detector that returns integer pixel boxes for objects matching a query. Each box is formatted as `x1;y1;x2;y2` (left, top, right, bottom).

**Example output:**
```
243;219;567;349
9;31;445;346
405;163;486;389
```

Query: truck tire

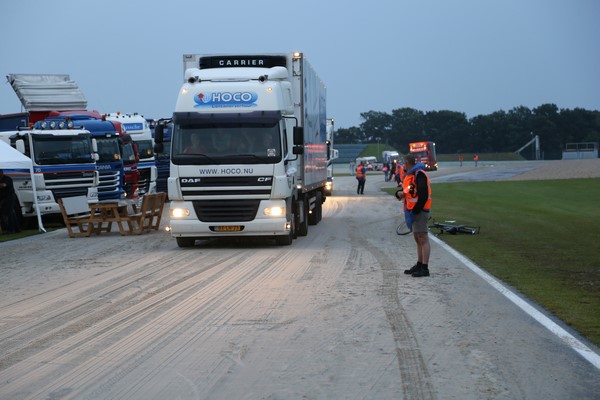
176;237;196;247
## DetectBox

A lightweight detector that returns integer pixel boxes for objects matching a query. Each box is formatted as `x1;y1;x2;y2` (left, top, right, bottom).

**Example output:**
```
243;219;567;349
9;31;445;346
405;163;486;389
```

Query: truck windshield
172;122;282;165
96;137;122;163
135;140;154;160
411;151;428;158
32;135;94;165
121;143;137;165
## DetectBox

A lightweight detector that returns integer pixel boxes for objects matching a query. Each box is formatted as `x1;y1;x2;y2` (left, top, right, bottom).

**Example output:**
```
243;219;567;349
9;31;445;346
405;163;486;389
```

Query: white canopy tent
0;140;45;232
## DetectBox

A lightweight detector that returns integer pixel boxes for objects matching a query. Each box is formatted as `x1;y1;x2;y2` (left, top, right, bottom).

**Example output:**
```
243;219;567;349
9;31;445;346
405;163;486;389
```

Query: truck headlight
171;207;190;218
264;206;284;217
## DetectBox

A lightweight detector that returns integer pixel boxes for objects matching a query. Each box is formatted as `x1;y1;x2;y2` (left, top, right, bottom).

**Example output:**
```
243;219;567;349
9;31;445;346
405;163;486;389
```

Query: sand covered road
0;159;598;399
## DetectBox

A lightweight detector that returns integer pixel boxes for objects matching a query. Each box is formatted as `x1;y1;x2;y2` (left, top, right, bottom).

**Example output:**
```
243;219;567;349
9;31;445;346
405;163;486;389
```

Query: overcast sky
1;0;598;129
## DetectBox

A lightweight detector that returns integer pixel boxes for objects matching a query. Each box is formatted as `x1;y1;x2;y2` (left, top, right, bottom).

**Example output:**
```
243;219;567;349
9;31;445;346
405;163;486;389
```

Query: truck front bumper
168;200;290;238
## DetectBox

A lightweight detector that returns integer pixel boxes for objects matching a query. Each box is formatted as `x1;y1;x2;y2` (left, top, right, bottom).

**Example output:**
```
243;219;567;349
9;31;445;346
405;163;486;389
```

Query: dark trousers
0;194;20;233
356;179;365;194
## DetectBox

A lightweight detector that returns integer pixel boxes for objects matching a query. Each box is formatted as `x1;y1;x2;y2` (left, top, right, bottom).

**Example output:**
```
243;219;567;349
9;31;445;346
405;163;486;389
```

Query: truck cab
105;112;157;196
155;52;327;247
0;125;99;218
34;114;129;201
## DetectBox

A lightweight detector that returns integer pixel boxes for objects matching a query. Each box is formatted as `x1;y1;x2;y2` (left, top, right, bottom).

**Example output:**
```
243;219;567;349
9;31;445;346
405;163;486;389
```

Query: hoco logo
181;178;202;183
194;92;258;108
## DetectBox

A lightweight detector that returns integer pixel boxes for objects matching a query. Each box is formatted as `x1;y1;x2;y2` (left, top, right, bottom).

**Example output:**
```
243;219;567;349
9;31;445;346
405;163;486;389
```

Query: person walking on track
355;161;367;195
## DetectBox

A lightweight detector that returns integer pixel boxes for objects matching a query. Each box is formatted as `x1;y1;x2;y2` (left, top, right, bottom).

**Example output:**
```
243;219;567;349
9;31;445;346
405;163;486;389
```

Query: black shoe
412;267;430;277
404;263;419;275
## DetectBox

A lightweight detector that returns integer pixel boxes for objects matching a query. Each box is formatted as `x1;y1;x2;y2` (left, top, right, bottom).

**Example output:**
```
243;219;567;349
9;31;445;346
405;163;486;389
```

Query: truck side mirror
292;126;304;154
293;146;304;155
293;126;303;146
16;139;25;154
154;123;164;153
154;123;164;144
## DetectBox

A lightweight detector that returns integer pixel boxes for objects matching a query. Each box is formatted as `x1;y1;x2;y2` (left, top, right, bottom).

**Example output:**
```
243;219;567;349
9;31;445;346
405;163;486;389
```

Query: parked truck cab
105;112;157;196
0;125;99;218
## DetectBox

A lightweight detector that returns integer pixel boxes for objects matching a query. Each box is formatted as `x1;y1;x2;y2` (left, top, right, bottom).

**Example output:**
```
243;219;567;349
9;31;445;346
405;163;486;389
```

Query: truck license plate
215;225;241;232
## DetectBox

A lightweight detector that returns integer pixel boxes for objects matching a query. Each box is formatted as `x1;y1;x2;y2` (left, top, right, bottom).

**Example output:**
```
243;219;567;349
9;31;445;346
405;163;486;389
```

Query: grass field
386;178;600;347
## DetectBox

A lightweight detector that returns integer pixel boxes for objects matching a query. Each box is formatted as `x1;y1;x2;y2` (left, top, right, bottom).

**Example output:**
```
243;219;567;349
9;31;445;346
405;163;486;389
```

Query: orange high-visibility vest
396;164;405;183
356;165;366;179
403;170;432;211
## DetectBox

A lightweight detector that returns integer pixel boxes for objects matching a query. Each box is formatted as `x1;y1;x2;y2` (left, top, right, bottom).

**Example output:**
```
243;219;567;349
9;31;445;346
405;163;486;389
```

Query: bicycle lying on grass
429;220;480;235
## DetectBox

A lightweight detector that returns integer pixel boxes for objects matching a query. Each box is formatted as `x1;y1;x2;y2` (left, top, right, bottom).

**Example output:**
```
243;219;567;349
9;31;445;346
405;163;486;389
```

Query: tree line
334;104;600;159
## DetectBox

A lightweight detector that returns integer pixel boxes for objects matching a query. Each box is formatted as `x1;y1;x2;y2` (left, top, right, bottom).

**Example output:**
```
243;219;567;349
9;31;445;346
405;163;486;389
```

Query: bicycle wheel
396;220;412;235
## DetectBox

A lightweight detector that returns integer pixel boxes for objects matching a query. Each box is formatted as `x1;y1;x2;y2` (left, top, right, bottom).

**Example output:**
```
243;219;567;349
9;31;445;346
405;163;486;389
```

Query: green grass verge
0;219;64;243
385;178;600;347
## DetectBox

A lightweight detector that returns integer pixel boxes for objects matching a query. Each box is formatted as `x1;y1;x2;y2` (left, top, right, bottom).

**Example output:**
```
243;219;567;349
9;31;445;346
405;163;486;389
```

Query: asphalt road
0;164;599;399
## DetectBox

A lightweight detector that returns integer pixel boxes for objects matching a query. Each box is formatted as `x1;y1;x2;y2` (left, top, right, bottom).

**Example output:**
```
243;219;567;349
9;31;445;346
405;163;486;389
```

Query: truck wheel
176;237;196;247
296;200;308;237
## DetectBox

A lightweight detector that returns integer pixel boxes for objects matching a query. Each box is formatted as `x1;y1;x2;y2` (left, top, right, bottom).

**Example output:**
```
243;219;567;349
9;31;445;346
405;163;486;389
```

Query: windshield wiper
183;153;219;164
235;154;273;162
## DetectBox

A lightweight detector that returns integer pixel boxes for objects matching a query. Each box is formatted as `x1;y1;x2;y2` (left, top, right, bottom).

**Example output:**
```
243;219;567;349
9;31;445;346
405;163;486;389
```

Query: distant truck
105;112;157;196
5;74;89;126
153;118;172;194
33;114;134;201
154;52;328;246
355;156;378;171
382;150;400;165
408;141;438;171
0;112;30;132
0;126;99;219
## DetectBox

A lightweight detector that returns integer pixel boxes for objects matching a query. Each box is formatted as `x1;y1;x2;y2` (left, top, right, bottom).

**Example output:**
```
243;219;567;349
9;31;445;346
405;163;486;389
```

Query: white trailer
154;52;328;246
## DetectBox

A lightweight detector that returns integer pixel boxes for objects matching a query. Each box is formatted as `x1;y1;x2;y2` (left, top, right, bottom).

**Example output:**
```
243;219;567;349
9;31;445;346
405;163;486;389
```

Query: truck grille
192;199;260;222
138;168;151;195
44;170;96;199
97;170;121;200
180;176;272;197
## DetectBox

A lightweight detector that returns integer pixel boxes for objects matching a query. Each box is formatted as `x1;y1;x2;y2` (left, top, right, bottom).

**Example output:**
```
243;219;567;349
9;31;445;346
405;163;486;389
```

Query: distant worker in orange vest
459;154;464;167
395;161;405;186
355;161;367;195
474;154;479;167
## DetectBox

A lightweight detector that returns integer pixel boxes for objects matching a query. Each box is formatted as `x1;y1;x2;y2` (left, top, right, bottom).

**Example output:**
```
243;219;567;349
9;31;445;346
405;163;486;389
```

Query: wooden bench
58;196;96;237
123;192;167;235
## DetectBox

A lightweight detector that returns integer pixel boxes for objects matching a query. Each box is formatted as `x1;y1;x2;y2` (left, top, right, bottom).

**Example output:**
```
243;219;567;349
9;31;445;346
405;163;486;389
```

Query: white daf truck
154;52;328;246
